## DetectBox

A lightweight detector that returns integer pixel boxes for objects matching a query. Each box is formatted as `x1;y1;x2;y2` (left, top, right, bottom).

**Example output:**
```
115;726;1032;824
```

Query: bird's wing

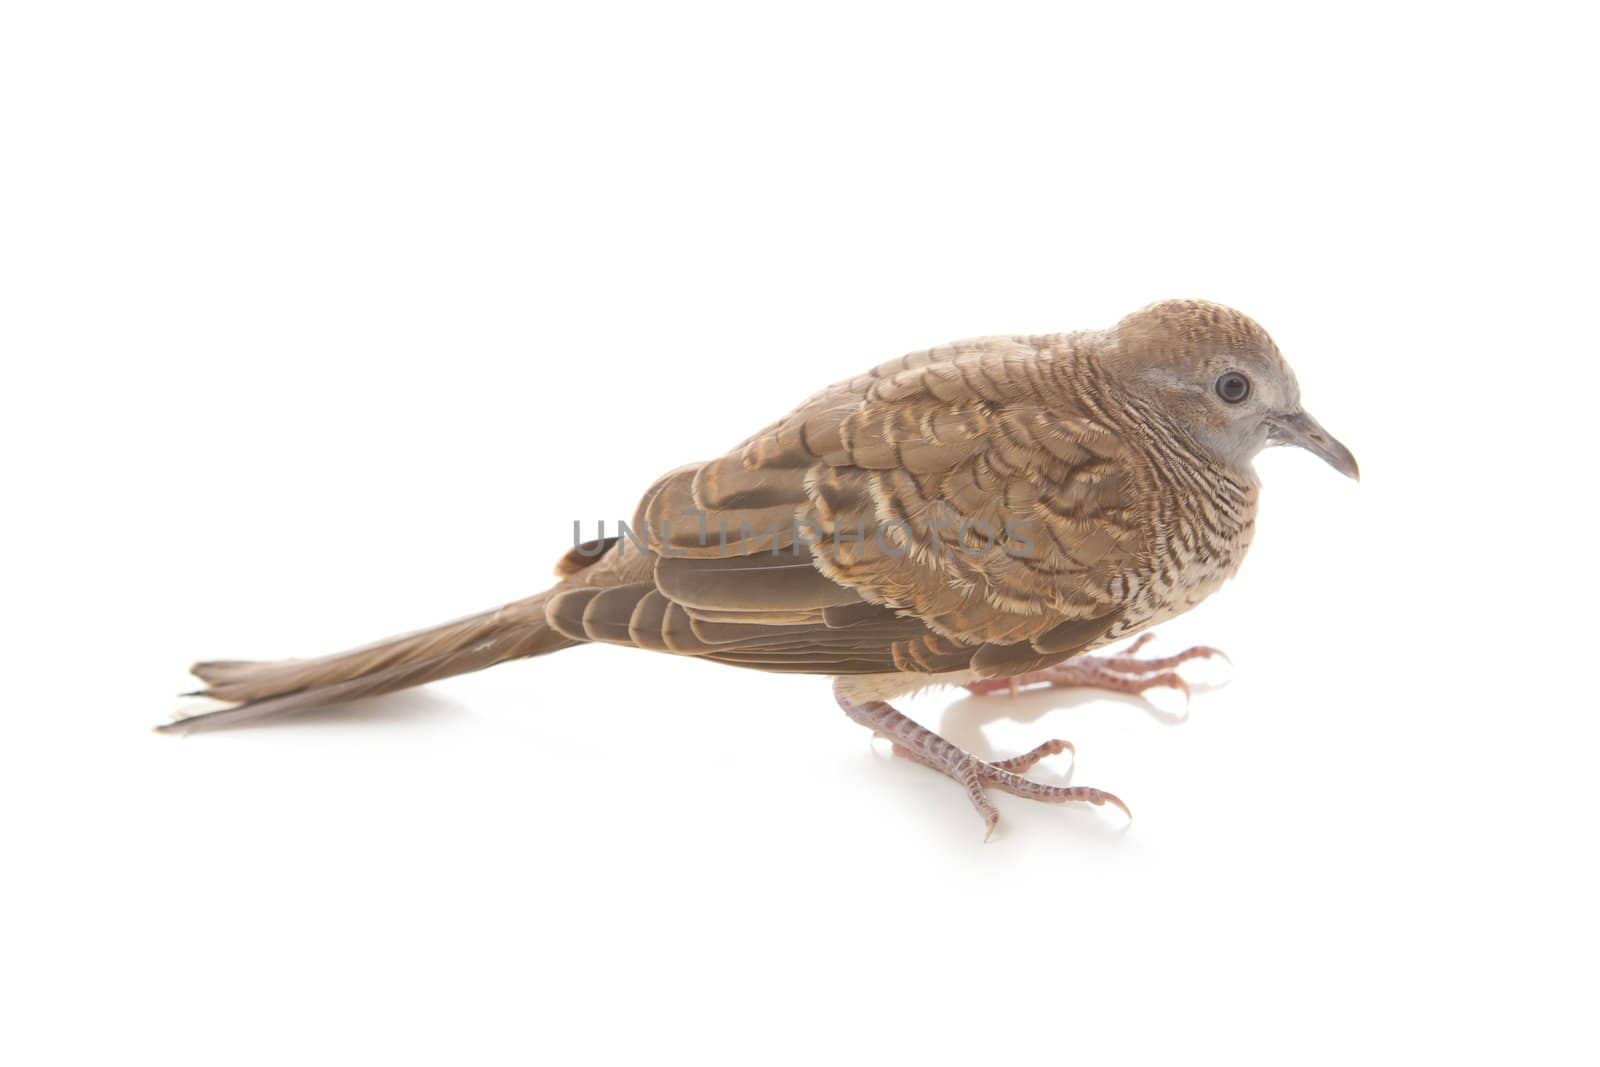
550;336;1146;677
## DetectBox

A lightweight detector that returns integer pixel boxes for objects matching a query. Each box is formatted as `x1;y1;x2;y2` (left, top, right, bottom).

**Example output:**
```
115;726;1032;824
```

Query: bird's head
1101;299;1359;481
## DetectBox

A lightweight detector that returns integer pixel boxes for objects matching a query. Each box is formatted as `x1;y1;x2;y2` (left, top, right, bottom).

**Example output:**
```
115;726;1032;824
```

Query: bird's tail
162;590;577;733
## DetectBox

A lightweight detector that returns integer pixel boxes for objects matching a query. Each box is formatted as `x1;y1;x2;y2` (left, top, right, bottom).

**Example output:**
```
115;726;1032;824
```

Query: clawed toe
1087;788;1132;820
1087;667;1192;704
1096;644;1227;675
980;763;1131;821
965;634;1226;707
975;766;1129;841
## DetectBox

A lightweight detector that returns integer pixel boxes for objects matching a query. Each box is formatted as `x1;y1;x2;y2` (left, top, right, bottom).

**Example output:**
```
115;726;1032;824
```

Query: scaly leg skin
836;685;1125;840
964;634;1227;704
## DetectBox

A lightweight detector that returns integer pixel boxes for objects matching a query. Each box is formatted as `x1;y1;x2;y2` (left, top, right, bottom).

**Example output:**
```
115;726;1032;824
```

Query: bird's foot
964;633;1227;705
836;684;1126;840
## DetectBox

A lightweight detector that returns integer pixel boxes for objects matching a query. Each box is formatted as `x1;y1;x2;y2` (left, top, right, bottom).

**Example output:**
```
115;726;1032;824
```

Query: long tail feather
164;591;576;733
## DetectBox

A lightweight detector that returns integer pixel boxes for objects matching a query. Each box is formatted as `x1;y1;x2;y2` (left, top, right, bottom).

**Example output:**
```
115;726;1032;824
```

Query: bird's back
552;329;1258;679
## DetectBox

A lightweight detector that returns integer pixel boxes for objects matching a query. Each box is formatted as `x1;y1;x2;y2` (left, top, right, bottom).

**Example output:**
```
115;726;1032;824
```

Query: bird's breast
1107;463;1260;639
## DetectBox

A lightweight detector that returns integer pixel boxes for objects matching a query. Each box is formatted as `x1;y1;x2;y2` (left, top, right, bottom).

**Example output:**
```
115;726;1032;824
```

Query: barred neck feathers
1062;343;1259;586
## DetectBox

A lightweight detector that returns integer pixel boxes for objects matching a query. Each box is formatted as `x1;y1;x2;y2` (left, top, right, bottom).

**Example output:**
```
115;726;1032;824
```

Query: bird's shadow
929;680;1229;772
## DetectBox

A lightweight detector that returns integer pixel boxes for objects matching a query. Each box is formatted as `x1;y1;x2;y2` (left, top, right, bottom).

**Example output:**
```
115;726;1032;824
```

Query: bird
166;299;1358;837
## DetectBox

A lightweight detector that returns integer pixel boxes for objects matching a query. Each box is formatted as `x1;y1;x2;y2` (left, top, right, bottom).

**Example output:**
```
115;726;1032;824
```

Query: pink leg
838;684;1124;839
883;736;1073;774
965;633;1226;703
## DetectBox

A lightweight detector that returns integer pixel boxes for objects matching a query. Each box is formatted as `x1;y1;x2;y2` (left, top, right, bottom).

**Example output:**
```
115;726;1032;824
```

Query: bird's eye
1215;371;1251;404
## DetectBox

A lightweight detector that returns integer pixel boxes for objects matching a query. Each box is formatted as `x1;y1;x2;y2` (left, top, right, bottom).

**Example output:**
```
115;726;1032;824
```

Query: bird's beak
1267;410;1360;481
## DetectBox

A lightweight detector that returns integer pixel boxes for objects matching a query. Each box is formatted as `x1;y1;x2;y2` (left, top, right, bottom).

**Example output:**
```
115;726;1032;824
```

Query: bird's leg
964;633;1225;703
836;684;1125;839
881;736;1074;774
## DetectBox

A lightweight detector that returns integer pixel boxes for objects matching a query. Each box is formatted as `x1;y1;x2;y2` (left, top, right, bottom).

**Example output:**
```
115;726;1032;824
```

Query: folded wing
549;336;1144;677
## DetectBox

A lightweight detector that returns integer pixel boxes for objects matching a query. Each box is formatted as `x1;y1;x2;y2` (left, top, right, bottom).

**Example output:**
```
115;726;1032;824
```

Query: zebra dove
168;299;1358;836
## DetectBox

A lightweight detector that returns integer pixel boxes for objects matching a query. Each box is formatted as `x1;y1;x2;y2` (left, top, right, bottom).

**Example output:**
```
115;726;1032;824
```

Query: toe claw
1161;672;1193;706
1098;790;1132;820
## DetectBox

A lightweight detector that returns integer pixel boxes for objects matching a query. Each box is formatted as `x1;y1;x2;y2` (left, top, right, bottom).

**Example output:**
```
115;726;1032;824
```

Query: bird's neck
1061;343;1261;581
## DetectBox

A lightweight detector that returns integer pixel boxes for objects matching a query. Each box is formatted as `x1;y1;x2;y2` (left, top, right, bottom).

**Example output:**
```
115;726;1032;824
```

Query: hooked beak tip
1271;411;1359;482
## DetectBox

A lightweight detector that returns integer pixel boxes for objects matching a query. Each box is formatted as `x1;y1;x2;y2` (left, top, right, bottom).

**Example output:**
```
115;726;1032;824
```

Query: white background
4;2;1596;1064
